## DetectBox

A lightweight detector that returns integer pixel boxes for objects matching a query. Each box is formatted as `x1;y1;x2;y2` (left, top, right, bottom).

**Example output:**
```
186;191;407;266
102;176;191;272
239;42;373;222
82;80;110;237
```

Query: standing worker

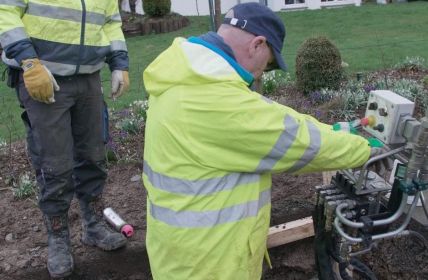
0;0;130;278
142;3;376;280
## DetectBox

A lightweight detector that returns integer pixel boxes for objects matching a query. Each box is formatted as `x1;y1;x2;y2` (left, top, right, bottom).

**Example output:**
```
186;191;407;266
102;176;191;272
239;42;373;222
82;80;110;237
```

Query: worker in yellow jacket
0;0;129;278
143;3;372;280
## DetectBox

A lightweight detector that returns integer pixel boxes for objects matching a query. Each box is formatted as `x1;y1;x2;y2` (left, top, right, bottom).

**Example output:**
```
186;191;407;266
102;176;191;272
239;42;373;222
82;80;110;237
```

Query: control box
363;90;414;144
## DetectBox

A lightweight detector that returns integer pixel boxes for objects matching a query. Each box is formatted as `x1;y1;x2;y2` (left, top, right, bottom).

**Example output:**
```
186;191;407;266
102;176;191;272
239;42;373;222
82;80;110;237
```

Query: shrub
423;75;428;88
143;0;171;17
296;36;344;94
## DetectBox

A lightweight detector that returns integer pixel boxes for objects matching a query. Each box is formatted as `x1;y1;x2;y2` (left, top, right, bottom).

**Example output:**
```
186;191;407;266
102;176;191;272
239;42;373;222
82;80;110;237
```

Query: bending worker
0;0;129;278
142;3;374;280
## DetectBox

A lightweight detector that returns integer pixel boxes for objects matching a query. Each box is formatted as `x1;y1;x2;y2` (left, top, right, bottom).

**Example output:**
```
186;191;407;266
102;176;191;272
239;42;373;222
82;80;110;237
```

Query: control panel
363;90;415;144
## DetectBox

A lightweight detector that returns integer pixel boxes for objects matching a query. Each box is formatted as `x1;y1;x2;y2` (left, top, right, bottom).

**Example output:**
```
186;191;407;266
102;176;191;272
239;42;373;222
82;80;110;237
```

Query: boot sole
48;258;74;279
81;236;127;251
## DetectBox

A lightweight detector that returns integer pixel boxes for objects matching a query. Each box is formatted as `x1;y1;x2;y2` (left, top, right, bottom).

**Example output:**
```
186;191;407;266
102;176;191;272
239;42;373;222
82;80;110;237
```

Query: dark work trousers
17;71;107;216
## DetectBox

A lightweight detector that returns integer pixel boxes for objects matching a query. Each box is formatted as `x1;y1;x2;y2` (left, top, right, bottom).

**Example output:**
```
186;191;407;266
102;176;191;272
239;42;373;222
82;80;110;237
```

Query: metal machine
314;90;428;280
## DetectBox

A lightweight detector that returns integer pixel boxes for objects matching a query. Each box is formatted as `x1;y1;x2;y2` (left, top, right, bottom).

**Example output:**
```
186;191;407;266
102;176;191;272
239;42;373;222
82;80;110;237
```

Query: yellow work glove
21;58;59;104
111;70;129;100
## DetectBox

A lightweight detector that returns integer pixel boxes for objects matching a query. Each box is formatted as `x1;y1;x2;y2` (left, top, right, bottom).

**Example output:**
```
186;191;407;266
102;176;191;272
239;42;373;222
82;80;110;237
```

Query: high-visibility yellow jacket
0;0;127;75
142;37;371;280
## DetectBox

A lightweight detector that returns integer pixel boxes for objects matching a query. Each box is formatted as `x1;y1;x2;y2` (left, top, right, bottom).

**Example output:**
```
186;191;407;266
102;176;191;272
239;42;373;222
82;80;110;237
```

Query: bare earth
1;68;428;279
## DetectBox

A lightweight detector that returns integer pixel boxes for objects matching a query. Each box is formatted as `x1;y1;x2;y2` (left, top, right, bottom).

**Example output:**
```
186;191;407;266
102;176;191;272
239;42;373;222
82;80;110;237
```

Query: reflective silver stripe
0;0;26;7
107;13;122;22
0;27;27;47
27;2;105;25
41;60;104;76
144;161;260;195
111;40;127;52
287;121;321;173
150;188;271;227
1;51;20;67
255;115;299;172
86;11;106;25
261;95;273;104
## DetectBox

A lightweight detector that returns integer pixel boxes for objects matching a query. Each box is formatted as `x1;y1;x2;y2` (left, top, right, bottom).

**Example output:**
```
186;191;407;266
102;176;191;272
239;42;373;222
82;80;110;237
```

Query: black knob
378;108;387;116
373;124;384;132
368;102;378;110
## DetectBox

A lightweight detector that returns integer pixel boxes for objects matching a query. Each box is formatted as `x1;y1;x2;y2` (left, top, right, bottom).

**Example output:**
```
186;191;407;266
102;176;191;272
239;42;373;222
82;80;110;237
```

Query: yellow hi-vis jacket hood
142;37;371;280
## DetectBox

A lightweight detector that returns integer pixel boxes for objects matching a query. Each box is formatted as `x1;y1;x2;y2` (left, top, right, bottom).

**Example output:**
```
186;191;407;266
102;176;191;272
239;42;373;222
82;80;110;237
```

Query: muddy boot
80;197;127;251
43;215;74;278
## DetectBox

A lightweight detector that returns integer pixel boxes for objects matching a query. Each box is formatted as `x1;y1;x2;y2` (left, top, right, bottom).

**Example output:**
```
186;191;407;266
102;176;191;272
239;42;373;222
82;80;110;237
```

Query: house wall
122;0;361;16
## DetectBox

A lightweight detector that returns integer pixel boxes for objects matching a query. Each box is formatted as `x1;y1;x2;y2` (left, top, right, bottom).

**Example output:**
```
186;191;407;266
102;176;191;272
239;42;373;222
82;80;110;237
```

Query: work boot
80;196;127;251
43;215;74;278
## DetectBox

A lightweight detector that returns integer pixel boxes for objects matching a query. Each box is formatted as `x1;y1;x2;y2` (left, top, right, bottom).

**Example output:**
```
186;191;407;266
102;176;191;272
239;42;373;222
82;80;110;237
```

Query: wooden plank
267;216;314;248
323;171;336;185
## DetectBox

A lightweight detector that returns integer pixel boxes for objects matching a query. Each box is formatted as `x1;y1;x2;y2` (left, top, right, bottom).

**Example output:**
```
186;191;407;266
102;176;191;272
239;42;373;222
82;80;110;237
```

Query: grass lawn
1;2;428;141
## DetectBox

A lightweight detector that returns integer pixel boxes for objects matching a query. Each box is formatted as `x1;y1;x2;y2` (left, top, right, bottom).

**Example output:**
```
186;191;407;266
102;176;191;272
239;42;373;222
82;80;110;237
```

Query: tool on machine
103;207;134;238
314;90;428;280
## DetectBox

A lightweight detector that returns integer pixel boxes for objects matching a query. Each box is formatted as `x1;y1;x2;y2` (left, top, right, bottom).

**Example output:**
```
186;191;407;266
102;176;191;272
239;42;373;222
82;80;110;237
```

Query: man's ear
249;36;267;57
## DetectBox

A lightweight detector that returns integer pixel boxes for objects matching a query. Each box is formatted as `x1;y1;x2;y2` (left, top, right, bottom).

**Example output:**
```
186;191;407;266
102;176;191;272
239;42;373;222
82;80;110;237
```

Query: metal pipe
334;217;362;243
405;119;428;184
420;192;428;220
349;242;377;257
335;194;408;228
208;0;215;31
355;146;405;191
335;192;421;243
371;192;420;240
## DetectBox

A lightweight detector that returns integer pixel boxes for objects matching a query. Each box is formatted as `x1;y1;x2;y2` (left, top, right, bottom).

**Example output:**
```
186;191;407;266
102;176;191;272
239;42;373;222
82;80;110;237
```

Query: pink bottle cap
121;224;134;238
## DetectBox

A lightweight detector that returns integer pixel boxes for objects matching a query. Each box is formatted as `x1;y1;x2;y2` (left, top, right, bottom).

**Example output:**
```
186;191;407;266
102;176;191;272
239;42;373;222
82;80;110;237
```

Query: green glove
367;137;384;148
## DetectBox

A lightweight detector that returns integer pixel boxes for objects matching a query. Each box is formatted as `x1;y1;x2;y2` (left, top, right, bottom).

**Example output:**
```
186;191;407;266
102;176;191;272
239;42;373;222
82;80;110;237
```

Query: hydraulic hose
334;192;421;243
335;194;408;229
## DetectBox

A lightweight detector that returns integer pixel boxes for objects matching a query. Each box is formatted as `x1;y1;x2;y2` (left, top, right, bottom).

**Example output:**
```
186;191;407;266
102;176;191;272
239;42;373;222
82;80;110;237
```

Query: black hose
406;230;428;250
350;258;378;280
337;258;378;280
338;261;353;280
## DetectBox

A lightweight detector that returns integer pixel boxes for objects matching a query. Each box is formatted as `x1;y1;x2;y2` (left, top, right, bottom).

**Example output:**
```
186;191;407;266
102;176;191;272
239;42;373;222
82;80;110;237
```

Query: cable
350;258;378;280
406;230;428;250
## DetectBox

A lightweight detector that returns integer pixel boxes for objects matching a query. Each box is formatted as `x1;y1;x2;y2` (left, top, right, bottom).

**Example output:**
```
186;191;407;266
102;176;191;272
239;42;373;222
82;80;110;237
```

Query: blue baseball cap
223;3;287;71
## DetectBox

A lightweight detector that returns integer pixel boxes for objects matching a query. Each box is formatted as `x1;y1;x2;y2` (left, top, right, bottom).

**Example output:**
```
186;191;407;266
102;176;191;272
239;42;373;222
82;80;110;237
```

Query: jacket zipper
75;0;86;75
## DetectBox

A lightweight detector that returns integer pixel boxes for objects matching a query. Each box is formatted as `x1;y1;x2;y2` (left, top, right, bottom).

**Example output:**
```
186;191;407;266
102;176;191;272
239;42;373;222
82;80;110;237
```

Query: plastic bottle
103;207;134;238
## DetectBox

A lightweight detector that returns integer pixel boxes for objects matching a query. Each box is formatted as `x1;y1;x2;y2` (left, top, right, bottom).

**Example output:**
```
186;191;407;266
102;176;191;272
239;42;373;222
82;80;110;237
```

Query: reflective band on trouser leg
149;188;271;227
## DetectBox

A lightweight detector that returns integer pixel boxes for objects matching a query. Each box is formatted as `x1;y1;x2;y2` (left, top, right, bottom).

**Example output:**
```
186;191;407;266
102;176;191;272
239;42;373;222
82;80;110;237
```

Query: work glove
111;70;129;100
21;58;59;104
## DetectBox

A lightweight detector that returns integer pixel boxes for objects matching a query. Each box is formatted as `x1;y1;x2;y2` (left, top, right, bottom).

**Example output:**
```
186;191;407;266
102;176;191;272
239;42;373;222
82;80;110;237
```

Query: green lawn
1;2;428;141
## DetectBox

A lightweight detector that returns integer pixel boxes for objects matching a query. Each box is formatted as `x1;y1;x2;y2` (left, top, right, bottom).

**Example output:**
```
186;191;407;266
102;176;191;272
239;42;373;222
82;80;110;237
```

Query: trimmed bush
143;0;171;17
296;36;344;94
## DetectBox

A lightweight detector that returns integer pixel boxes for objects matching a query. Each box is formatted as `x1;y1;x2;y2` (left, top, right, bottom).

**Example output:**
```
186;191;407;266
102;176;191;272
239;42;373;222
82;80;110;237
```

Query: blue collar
187;36;254;86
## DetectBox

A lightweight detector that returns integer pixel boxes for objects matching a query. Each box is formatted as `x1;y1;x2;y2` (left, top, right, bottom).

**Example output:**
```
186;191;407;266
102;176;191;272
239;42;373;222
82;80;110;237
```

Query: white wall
122;0;360;16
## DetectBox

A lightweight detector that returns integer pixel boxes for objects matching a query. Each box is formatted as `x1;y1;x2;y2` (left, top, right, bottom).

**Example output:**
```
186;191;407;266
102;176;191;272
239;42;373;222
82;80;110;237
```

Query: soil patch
1;68;428;279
